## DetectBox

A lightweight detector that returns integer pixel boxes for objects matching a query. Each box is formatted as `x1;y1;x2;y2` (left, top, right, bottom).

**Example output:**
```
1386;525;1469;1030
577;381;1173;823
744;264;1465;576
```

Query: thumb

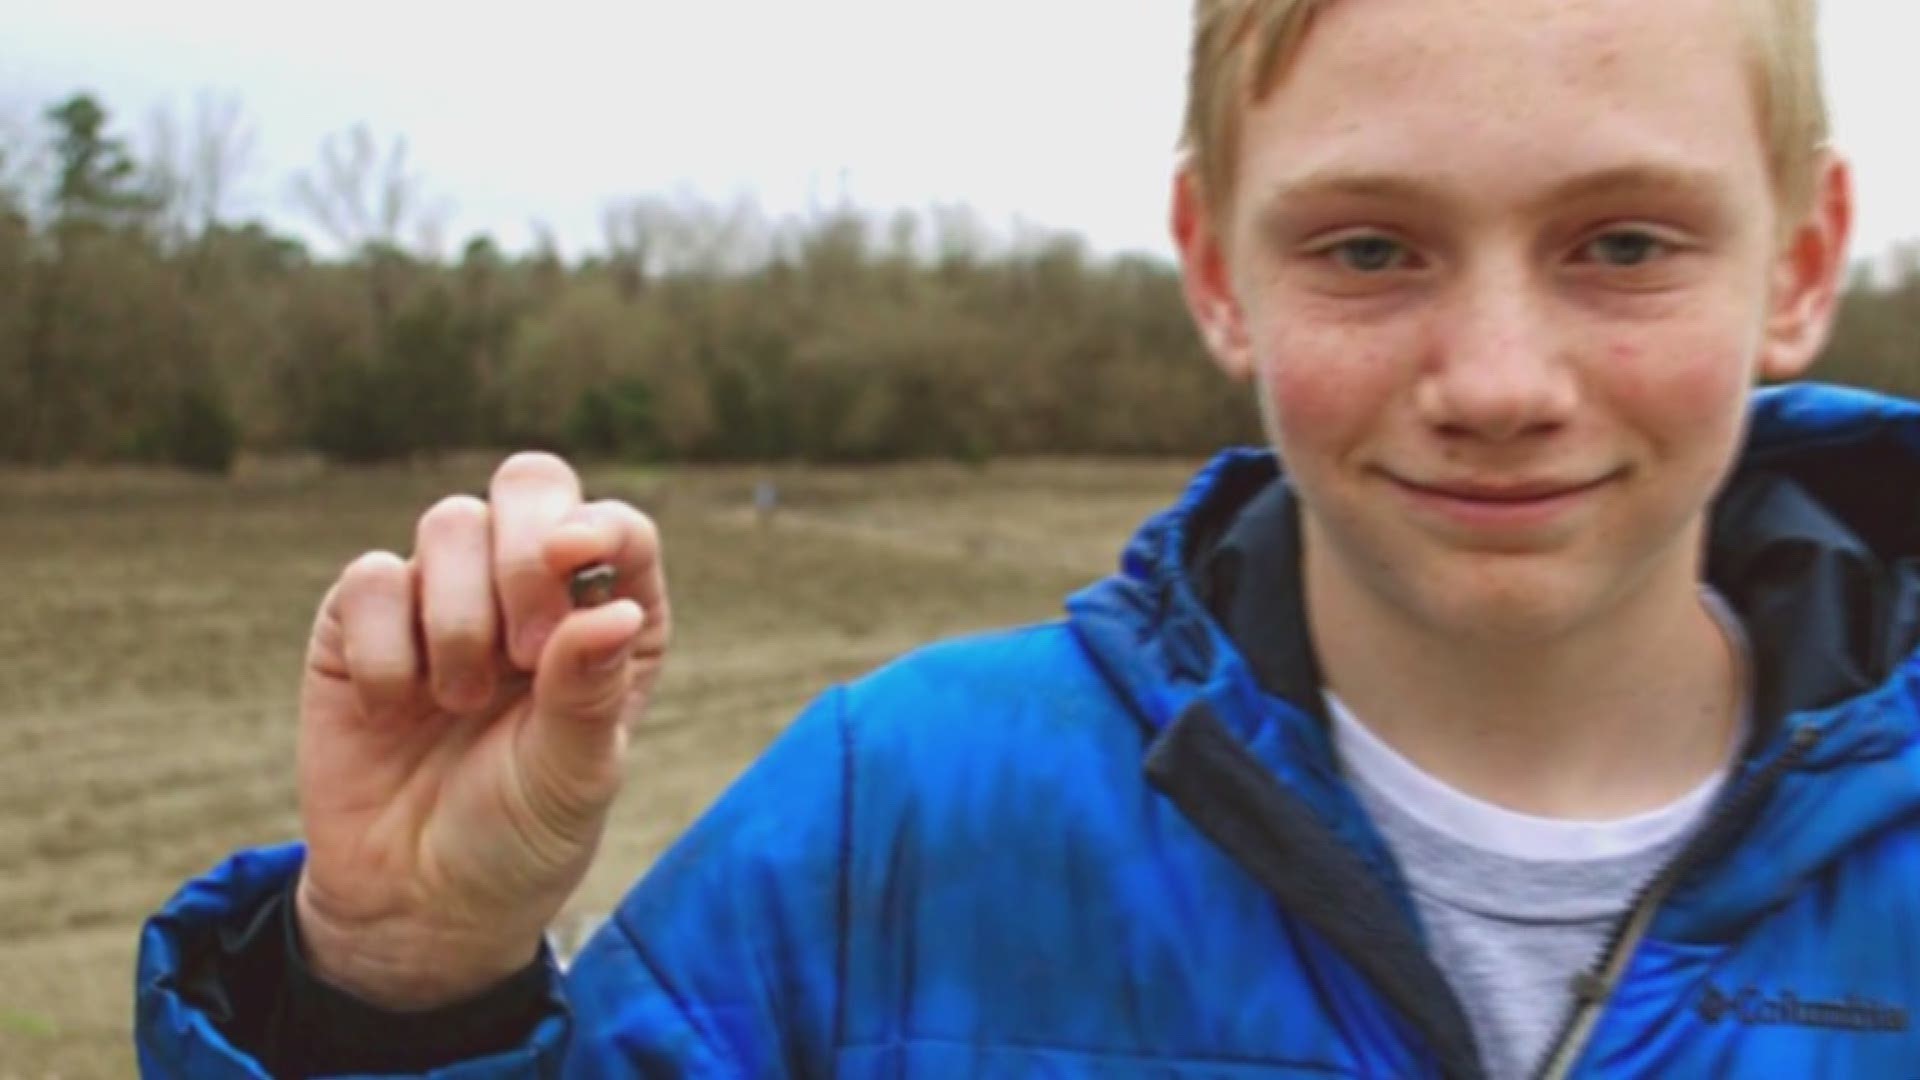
526;598;645;793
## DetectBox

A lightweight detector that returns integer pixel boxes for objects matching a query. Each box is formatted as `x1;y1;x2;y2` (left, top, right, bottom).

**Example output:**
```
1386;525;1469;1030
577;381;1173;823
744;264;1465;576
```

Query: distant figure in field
753;477;779;527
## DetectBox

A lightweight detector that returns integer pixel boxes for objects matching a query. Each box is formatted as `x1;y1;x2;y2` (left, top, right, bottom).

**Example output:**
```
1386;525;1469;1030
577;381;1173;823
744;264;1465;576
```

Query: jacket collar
1066;382;1920;939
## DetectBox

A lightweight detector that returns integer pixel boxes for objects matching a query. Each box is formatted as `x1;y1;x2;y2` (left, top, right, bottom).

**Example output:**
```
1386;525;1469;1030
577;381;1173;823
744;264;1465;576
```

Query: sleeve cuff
280;886;557;1075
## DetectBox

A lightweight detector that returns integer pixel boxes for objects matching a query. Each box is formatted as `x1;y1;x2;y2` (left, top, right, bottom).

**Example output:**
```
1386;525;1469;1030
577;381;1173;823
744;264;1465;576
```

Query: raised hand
291;452;669;1009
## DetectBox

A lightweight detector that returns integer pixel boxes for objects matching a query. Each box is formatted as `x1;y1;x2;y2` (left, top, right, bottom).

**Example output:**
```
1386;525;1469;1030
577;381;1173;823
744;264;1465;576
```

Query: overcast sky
4;2;1914;264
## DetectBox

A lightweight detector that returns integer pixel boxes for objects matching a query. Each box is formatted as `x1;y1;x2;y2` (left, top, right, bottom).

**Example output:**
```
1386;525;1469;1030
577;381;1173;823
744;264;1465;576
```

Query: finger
552;495;672;595
334;551;420;721
489;453;583;671
416;495;499;714
544;501;669;649
526;598;646;797
539;515;618;590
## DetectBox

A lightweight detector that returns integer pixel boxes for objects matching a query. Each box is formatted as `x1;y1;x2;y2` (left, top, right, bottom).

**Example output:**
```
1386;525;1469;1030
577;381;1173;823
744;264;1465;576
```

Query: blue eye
1583;231;1670;267
1329;236;1408;273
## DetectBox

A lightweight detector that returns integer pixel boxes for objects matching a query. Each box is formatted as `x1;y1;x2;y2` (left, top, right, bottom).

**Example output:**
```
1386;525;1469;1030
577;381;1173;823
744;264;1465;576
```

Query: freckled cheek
1592;327;1753;451
1252;323;1404;451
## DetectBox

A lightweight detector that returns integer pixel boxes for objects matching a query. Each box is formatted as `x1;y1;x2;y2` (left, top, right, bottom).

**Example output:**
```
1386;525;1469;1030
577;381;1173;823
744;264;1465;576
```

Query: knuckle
630;508;662;552
344;637;415;697
494;451;576;490
497;545;551;582
356;650;415;685
426;613;492;657
588;500;661;555
417;495;489;543
341;550;408;593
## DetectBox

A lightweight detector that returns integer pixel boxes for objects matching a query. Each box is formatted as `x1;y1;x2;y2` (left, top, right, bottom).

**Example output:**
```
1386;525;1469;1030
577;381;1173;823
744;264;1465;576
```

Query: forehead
1233;0;1769;214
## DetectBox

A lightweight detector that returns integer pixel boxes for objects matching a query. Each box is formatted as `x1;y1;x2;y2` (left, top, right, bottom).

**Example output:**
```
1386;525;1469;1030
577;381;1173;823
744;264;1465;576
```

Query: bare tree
601;196;673;299
290;123;450;258
0;114;24;206
143;90;257;247
600;192;774;292
0;102;50;223
929;202;990;274
527;217;566;294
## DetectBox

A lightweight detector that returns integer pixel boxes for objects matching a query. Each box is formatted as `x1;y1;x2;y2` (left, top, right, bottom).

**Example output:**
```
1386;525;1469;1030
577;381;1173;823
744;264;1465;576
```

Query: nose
1415;261;1577;443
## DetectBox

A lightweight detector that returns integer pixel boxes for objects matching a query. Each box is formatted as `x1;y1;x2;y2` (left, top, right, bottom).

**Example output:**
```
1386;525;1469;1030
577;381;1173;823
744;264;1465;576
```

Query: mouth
1382;470;1623;531
1392;474;1620;503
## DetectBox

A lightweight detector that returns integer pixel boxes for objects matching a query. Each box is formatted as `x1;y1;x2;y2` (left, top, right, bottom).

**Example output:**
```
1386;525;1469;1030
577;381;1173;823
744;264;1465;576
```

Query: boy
138;0;1920;1076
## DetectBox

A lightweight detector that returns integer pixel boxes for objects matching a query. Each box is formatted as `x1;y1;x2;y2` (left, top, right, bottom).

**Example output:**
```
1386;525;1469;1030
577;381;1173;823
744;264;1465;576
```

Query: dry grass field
0;454;1204;1077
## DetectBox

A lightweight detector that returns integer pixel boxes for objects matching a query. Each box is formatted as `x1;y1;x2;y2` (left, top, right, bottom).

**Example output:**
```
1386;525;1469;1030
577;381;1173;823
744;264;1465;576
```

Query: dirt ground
0;454;1203;1077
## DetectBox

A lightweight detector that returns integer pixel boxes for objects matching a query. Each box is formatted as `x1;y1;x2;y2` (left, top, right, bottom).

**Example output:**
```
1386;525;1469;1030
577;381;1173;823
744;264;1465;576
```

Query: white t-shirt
1325;590;1751;1078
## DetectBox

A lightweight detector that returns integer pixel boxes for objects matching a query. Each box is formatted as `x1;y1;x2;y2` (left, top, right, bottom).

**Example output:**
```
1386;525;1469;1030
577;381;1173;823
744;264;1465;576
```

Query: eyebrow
1252;163;1736;225
1541;164;1735;208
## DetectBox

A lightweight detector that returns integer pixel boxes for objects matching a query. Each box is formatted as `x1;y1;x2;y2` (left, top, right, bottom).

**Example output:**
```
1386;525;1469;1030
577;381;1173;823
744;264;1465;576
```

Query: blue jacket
137;382;1920;1078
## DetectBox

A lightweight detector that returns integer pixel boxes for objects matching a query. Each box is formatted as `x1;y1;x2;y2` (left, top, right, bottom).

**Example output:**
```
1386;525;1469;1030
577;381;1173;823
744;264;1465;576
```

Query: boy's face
1176;0;1851;639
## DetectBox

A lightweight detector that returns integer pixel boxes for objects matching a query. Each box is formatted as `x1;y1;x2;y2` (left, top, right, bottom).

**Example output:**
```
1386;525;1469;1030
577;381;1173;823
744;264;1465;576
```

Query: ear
1759;151;1854;382
1172;162;1255;381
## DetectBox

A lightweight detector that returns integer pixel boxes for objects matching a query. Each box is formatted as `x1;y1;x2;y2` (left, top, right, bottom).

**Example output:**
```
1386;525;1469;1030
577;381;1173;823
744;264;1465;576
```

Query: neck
1305;521;1742;820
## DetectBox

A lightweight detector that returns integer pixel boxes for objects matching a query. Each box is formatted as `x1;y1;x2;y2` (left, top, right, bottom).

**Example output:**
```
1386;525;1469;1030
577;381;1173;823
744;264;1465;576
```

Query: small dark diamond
570;564;619;608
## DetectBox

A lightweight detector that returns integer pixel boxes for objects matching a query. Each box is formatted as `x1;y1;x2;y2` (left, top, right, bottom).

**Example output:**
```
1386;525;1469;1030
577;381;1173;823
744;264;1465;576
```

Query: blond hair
1181;0;1829;220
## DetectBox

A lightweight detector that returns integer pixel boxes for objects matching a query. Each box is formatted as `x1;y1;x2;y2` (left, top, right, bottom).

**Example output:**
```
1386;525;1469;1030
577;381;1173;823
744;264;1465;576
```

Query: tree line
0;91;1912;474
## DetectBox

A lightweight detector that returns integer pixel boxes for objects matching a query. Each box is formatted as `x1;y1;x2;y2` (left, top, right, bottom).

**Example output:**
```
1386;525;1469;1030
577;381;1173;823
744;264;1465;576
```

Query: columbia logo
1696;986;1910;1033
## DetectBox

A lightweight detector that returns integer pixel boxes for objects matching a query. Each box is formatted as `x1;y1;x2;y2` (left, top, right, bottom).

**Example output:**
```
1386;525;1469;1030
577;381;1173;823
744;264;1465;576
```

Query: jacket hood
1066;381;1920;940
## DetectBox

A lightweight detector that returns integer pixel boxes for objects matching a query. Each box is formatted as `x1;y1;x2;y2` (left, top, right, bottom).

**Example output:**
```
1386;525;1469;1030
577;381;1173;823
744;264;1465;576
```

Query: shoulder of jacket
842;621;1096;706
831;620;1133;758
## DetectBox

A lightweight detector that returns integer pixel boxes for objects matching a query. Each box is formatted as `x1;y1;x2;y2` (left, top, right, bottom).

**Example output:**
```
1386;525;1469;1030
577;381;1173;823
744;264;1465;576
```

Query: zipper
1531;723;1825;1080
1144;703;1491;1079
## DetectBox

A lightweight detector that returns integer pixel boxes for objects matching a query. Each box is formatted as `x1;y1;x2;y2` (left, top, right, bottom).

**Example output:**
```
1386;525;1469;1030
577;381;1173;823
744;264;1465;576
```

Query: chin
1305;499;1695;647
1401;560;1615;643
